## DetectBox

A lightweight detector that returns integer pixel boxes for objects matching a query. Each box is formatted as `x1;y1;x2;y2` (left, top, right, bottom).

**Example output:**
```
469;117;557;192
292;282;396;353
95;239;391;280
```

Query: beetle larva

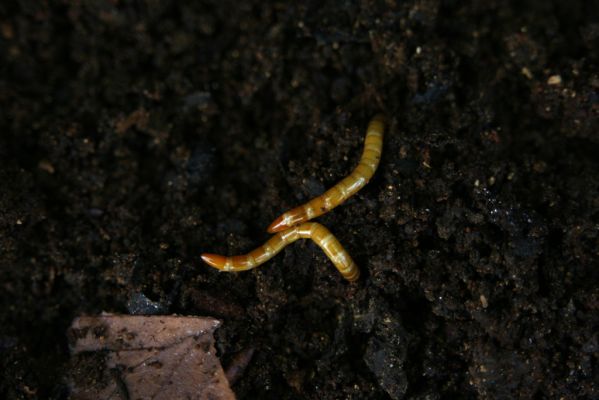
201;222;359;282
267;114;385;233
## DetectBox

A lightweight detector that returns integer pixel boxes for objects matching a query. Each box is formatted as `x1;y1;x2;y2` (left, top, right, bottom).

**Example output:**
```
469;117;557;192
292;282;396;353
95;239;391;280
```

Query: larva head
267;215;289;233
201;253;227;270
267;209;306;233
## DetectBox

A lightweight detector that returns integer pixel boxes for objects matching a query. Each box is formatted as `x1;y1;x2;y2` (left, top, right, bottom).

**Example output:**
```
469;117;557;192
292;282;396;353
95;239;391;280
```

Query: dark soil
1;1;598;399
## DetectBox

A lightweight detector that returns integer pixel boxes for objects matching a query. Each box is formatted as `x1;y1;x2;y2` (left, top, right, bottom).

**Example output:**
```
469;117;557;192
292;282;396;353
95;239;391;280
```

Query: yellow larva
201;222;359;282
267;114;385;233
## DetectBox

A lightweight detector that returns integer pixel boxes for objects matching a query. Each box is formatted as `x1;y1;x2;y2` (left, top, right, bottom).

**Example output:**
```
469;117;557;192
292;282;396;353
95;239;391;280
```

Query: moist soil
1;2;598;399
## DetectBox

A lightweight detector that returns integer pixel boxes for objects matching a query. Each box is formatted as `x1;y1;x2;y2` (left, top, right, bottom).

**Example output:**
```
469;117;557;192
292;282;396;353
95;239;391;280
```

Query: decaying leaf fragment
68;314;235;400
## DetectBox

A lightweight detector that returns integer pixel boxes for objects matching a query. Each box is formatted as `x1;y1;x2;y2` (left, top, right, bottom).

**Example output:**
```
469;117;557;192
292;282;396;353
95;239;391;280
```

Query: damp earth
1;2;598;399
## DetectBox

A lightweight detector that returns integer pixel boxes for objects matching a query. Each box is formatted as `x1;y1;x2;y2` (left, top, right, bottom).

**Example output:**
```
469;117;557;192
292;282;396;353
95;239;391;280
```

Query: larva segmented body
201;222;359;282
267;114;385;233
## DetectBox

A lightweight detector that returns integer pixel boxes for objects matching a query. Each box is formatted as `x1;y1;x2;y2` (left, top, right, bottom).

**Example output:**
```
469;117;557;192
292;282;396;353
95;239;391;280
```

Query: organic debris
68;314;235;400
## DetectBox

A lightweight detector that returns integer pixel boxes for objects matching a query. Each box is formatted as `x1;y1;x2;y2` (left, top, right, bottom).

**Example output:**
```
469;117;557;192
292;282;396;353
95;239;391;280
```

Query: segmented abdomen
267;114;385;233
201;222;359;282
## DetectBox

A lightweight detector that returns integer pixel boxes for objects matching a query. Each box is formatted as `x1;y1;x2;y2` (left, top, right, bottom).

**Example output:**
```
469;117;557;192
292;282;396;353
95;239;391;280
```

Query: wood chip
68;314;235;400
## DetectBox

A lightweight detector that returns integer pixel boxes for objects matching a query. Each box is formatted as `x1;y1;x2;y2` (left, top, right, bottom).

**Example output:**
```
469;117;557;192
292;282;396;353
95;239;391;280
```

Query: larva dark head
267;215;289;233
201;253;227;270
267;209;306;233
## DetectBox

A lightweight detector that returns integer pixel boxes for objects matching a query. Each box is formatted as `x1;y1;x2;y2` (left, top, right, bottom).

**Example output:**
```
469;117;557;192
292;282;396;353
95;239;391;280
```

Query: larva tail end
344;267;361;282
372;113;385;124
267;215;289;233
369;114;386;133
201;253;227;270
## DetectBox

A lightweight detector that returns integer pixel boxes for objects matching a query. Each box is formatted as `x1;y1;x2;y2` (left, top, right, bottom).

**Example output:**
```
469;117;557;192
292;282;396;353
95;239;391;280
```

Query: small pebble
547;75;562;85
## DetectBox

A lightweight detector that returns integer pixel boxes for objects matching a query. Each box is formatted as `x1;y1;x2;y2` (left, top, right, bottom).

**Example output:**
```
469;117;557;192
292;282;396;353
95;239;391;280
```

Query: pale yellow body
202;115;385;282
201;222;359;281
267;114;385;233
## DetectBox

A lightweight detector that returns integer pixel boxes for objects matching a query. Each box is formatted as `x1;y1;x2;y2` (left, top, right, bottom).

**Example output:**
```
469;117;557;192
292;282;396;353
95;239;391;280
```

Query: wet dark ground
1;1;598;399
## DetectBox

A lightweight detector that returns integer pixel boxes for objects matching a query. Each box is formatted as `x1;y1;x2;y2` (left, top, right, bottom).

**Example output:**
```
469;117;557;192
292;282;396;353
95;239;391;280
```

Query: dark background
1;1;598;399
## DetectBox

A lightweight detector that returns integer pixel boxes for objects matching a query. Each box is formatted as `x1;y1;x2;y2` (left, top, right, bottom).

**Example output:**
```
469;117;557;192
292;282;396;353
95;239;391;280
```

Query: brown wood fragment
68;314;235;400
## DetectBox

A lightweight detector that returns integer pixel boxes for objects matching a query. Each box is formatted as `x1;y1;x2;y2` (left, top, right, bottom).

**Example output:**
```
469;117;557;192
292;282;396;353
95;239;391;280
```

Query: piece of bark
68;314;235;400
